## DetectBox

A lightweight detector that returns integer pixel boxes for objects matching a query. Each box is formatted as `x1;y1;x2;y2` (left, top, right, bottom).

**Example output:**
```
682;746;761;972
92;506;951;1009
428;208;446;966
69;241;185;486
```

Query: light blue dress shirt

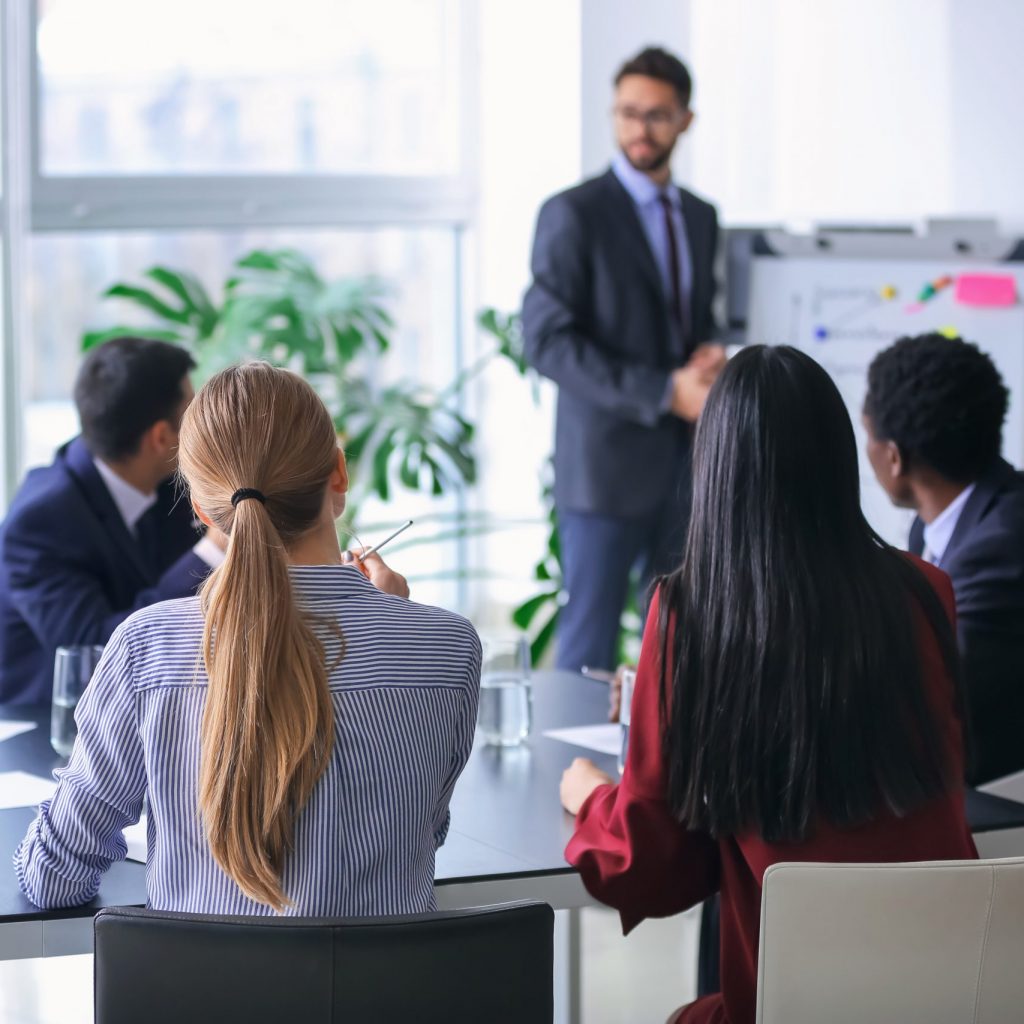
611;151;693;352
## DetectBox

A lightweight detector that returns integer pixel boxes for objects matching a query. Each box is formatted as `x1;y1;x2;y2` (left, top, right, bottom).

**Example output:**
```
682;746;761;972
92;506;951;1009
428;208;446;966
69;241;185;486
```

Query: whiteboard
747;257;1024;546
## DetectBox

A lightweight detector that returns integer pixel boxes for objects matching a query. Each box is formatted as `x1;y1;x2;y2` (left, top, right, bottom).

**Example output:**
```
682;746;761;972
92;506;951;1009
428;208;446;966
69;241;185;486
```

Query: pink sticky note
955;274;1017;307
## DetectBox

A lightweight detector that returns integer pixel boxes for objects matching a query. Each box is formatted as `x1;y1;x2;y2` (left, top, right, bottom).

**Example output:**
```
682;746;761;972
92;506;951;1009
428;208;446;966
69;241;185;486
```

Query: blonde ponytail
177;363;340;910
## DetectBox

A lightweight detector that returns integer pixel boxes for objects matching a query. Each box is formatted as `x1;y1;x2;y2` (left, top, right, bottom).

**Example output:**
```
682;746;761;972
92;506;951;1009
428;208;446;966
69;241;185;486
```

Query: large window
25;226;462;608
0;1;475;609
37;0;462;175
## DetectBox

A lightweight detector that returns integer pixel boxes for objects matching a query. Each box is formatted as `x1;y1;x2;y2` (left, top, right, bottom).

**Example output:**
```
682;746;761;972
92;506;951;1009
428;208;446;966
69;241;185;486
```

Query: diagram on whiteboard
748;257;1024;546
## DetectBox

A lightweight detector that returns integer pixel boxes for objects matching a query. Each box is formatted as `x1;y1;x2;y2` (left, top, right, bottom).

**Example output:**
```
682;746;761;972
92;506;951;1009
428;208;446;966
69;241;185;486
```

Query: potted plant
82;248;476;528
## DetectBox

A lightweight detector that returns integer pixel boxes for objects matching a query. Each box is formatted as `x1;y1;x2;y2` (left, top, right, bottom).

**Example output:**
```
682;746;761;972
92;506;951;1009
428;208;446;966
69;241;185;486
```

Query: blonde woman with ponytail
17;363;482;916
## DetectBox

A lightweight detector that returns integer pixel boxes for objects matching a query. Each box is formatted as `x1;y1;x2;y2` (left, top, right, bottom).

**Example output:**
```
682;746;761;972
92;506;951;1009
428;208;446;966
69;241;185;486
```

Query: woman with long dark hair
560;346;976;1024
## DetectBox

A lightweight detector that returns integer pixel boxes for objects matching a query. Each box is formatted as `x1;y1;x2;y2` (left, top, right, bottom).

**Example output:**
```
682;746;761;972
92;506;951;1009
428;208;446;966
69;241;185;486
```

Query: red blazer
566;557;978;1024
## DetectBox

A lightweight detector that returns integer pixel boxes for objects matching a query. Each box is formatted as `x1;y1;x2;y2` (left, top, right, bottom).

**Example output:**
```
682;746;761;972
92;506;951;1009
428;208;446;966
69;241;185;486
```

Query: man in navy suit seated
864;332;1024;783
0;337;226;705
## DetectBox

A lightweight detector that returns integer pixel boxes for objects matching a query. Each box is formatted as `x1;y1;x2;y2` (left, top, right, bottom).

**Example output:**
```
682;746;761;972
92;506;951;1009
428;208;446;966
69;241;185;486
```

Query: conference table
0;671;610;1022
3;671;1024;1024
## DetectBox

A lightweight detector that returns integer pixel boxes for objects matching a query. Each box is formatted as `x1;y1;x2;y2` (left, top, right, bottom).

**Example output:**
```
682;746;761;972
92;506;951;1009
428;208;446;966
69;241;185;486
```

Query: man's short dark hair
614;46;692;108
865;333;1008;482
74;337;196;461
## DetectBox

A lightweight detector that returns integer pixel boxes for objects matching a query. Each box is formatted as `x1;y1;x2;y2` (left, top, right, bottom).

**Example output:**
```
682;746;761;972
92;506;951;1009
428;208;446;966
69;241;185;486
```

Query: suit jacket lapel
601;170;666;303
679;189;706;344
941;459;1016;567
61;437;156;586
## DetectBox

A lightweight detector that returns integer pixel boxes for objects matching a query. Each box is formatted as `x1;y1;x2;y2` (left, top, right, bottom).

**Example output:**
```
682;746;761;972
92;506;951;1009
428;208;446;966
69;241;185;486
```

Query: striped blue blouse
14;565;481;916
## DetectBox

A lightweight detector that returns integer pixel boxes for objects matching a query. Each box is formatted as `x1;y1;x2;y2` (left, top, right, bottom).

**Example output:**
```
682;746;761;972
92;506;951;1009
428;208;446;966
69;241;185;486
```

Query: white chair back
756;857;1024;1024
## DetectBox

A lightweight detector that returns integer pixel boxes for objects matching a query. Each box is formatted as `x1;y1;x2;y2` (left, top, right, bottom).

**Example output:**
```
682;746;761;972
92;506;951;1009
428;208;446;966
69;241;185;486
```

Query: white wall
687;0;1024;231
688;0;953;225
948;0;1024;230
471;0;581;627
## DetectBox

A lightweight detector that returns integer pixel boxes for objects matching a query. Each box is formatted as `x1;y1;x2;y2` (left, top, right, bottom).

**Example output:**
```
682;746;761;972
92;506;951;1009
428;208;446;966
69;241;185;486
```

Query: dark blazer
521;169;718;519
0;437;210;705
909;458;1024;783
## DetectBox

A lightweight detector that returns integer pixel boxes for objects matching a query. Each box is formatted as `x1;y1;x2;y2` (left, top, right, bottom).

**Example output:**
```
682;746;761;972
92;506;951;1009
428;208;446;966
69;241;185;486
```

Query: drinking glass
617;668;636;775
50;645;104;758
477;635;532;746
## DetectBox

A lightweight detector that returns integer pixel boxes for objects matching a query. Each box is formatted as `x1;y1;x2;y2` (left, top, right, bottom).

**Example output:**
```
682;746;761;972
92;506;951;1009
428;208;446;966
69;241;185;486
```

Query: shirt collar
611;151;678;209
922;483;976;565
93;458;158;534
288;563;377;604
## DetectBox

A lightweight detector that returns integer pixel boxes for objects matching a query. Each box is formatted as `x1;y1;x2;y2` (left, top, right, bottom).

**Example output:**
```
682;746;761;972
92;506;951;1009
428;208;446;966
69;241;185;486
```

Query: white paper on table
543;723;621;757
0;720;36;743
123;815;147;864
0;770;57;810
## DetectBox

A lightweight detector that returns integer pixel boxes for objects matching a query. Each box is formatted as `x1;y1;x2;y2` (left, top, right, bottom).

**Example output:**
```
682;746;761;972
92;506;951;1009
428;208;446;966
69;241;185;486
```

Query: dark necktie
658;193;686;334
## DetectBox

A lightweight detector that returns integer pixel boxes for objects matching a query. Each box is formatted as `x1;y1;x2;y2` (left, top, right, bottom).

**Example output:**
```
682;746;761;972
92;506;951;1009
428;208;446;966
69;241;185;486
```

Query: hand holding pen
582;664;632;723
343;520;413;598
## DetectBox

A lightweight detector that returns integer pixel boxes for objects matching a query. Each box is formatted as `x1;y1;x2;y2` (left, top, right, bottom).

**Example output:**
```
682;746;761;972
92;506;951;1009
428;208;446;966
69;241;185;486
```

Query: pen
580;666;616;683
357;520;414;561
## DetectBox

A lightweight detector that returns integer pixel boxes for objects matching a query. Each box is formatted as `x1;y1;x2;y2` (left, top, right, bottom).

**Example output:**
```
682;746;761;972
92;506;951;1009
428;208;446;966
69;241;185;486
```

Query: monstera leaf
511;502;563;666
82;266;220;351
80;249;467;522
222;249;391;376
477;307;527;375
341;378;475;508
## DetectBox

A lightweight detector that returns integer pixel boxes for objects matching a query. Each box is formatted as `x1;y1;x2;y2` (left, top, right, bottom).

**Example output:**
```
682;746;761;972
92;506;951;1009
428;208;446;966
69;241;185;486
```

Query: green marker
917;276;953;303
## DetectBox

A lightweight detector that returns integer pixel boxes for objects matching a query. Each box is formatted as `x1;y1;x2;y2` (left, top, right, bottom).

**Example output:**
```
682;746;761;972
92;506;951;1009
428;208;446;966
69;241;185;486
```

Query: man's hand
669;365;712;421
689;343;727;381
669;344;727;422
344;549;410;598
607;664;635;723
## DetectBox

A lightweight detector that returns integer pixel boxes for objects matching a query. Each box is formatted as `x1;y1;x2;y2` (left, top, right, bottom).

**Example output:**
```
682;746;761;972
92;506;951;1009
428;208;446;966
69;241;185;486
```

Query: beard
623;141;674;173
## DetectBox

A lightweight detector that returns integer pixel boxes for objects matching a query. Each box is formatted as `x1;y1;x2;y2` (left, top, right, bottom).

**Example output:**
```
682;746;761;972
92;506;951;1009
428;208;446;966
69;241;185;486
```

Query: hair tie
231;488;267;508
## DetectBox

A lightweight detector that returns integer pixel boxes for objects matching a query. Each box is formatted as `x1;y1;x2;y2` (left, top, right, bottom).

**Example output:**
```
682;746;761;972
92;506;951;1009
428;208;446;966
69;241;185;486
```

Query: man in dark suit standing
0;337;226;705
522;47;724;671
864;332;1024;783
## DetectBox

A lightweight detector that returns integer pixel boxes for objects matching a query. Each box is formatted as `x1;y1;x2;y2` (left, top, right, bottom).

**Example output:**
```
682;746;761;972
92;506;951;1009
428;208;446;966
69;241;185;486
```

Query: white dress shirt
922;483;976;566
94;458;224;569
93;458;157;535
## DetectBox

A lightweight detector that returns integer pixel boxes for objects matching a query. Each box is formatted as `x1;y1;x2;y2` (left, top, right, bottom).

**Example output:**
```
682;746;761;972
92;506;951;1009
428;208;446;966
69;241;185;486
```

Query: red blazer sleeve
565;587;720;933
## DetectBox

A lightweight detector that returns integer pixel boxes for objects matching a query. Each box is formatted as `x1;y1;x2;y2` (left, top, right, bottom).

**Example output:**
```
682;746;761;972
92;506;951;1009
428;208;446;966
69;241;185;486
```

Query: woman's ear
192;501;214;530
330;449;349;495
329;448;349;517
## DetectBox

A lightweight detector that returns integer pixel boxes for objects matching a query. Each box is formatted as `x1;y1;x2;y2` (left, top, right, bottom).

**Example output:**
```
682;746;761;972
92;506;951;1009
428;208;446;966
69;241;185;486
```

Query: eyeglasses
612;105;684;131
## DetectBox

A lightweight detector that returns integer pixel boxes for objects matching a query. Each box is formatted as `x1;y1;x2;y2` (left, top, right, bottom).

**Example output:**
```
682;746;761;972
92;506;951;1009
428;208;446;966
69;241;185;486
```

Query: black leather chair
94;900;554;1024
